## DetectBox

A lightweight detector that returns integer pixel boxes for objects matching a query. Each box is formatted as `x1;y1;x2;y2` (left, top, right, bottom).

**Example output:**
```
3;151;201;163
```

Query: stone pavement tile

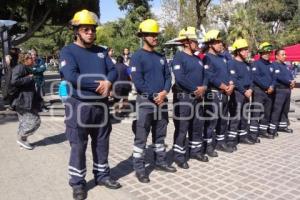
2;118;300;199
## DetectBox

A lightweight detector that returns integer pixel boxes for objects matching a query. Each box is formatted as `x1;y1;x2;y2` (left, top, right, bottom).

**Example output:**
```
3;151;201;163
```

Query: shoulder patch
60;60;66;67
97;52;105;59
230;70;236;75
204;65;209;69
223;59;227;63
275;69;280;73
174;65;180;70
252;67;256;71
131;66;136;72
160;59;165;65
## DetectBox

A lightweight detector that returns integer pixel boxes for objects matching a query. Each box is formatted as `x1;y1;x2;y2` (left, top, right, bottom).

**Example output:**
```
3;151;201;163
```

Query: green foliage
95;0;153;55
21;26;73;56
0;0;99;45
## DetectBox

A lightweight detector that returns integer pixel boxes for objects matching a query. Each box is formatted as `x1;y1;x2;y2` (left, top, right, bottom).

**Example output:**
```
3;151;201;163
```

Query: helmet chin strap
143;37;155;49
210;45;219;54
77;33;94;46
237;51;246;61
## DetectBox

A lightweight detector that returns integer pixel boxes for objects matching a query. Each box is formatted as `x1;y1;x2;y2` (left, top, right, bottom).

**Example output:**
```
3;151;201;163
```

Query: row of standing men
58;11;295;200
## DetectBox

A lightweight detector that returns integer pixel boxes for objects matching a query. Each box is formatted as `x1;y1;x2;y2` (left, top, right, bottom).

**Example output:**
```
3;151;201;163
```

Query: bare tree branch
29;1;37;28
33;26;65;38
12;9;52;46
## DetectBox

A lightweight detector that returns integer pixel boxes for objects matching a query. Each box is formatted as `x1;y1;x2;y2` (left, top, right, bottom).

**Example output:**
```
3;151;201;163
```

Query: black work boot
206;143;218;157
73;186;87;200
239;137;255;145
155;164;177;173
248;134;260;143
135;172;150;183
174;160;189;169
227;141;238;151
96;178;122;189
278;127;293;133
260;132;274;139
215;143;234;153
190;154;209;162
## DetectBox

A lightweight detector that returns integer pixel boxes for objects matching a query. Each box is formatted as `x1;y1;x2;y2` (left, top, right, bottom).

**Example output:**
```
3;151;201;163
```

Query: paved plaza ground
1;73;300;200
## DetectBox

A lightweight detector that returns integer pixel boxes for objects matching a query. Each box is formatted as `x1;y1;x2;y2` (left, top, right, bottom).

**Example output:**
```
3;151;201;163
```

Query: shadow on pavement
32;132;66;147
85;148;174;192
0;114;18;124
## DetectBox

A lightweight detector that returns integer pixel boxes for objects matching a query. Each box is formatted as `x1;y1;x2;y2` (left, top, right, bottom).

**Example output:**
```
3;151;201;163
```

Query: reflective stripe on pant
250;87;273;136
279;89;291;129
65;97;111;187
132;95;168;173
204;91;229;146
228;91;249;144
269;88;291;134
173;93;204;163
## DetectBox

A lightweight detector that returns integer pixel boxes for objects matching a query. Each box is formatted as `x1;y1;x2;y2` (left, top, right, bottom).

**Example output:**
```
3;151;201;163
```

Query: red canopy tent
254;43;300;62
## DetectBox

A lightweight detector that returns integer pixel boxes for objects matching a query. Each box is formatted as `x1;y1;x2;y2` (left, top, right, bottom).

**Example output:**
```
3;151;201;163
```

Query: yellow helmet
204;29;221;43
258;42;273;52
71;9;98;26
175;26;198;42
232;38;249;51
137;19;160;36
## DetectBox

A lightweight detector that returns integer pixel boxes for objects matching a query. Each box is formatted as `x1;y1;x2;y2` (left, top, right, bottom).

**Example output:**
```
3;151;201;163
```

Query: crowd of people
1;9;297;200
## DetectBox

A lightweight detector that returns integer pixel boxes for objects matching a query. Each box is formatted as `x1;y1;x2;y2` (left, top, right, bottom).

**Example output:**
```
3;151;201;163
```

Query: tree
160;0;212;32
249;0;298;35
0;0;99;46
95;0;153;55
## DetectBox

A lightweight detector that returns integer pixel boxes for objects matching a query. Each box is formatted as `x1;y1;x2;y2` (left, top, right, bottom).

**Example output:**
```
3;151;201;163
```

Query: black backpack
1;66;18;104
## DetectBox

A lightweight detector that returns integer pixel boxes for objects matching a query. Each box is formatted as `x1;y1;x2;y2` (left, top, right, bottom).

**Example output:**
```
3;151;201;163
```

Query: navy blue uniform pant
173;93;205;163
204;90;229;147
65;97;111;188
228;91;250;144
249;86;273;137
132;95;168;174
269;88;291;134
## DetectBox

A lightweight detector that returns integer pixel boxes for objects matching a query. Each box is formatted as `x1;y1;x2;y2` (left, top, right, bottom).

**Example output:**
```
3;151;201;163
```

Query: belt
253;84;266;91
72;96;108;103
138;93;159;100
276;84;289;89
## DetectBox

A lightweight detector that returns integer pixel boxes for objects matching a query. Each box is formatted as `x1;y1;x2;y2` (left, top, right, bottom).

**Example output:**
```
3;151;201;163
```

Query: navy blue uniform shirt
203;52;231;88
172;51;207;92
273;61;294;87
228;59;253;94
251;58;276;90
59;43;117;100
130;49;172;97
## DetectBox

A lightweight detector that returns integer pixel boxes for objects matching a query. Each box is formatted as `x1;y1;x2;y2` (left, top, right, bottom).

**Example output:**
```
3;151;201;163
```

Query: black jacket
11;64;42;112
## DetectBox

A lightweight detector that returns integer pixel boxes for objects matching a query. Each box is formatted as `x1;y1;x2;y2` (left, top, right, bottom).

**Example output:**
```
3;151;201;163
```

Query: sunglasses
80;27;96;33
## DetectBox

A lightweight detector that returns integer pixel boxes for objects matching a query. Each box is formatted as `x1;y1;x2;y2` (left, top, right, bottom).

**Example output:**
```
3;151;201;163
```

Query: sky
100;0;220;23
100;0;162;23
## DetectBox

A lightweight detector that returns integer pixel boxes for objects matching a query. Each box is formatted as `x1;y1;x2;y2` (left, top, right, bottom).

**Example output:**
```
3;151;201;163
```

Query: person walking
11;52;42;150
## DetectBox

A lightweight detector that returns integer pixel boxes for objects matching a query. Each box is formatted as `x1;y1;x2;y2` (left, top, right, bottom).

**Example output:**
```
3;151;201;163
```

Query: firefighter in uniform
269;49;296;136
171;27;209;169
130;19;176;183
203;29;235;156
60;10;121;200
249;42;276;140
227;39;255;150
